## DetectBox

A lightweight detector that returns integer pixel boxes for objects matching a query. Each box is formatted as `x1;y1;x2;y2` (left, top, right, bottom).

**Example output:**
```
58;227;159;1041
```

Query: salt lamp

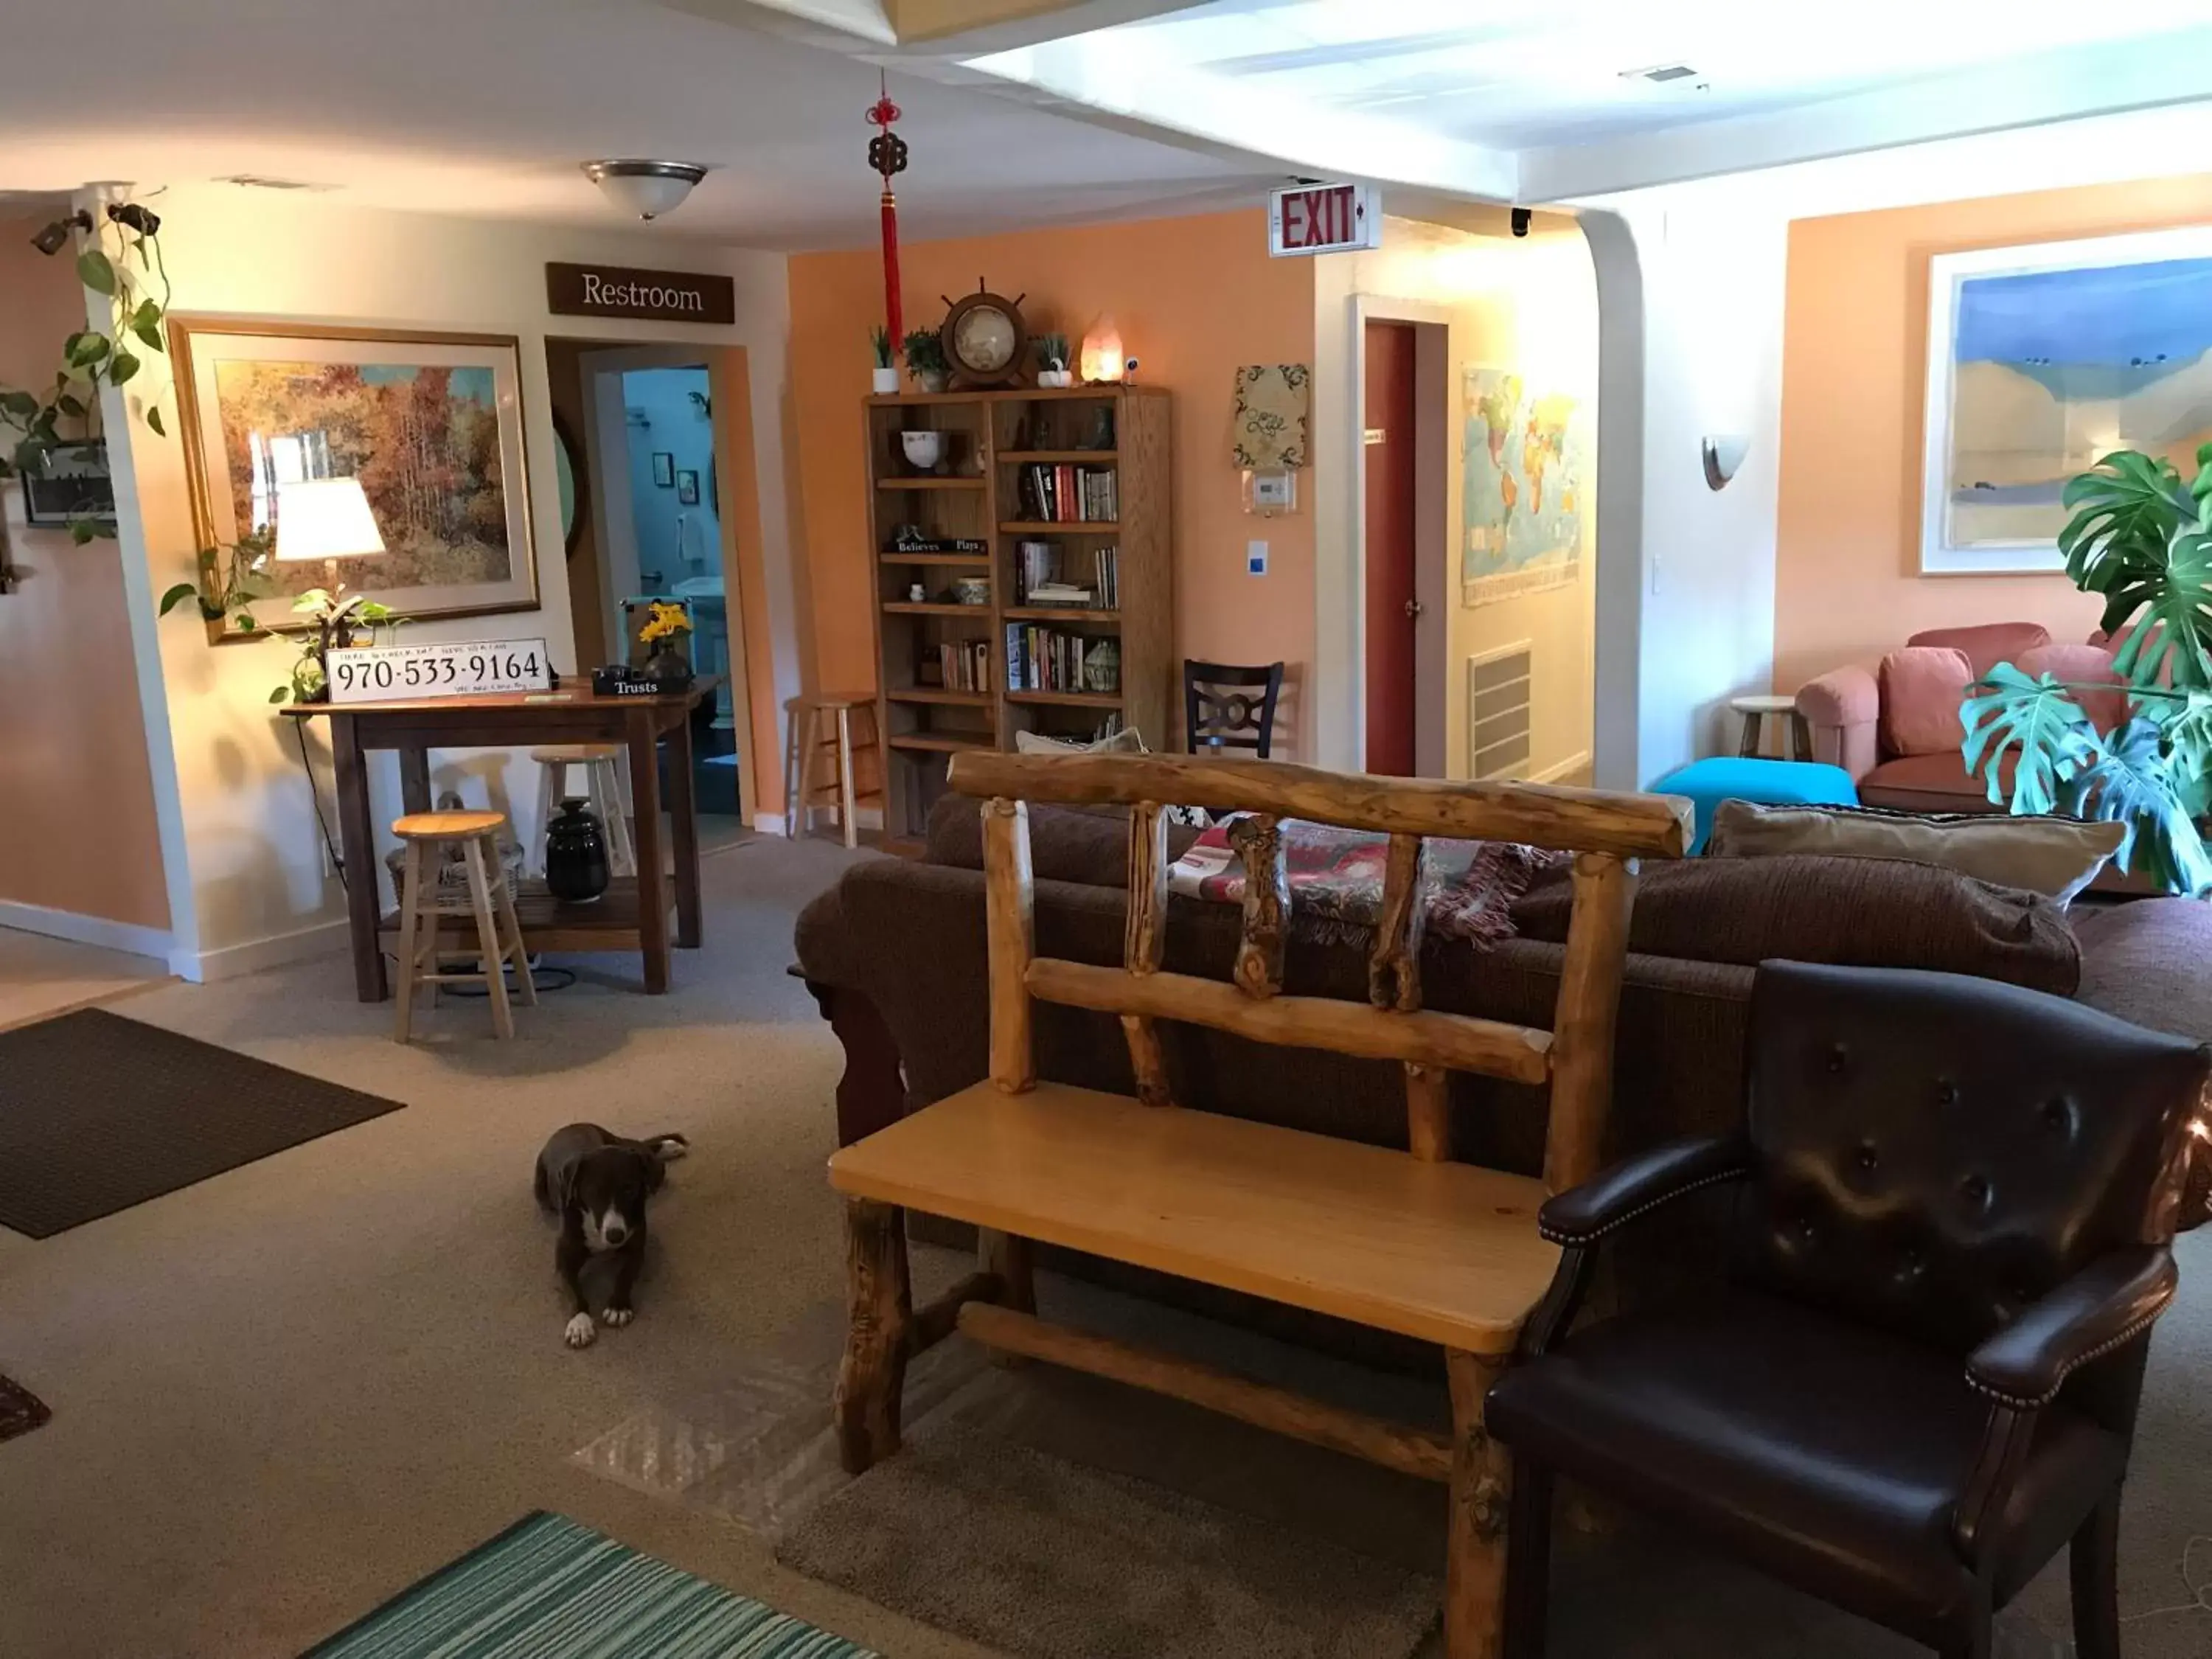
1079;315;1125;383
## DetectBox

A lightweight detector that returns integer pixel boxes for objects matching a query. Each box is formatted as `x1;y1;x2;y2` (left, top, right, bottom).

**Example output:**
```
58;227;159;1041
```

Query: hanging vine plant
0;200;172;543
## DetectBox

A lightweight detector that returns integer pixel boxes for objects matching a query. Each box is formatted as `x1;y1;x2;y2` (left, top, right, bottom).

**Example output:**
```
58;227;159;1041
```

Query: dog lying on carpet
534;1122;689;1349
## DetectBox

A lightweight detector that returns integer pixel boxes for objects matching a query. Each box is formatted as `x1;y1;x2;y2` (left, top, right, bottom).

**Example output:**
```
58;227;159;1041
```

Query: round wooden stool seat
799;693;874;712
393;809;508;841
529;743;622;765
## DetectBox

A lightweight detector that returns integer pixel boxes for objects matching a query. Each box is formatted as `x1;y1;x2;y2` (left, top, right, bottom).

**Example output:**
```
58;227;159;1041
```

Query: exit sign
1268;183;1382;257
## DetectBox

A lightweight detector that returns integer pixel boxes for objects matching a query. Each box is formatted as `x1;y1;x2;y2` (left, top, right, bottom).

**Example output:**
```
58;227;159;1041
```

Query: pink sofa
1795;622;2123;813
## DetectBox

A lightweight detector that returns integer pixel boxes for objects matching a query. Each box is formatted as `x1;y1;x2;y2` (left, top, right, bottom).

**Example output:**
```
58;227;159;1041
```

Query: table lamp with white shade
275;476;394;699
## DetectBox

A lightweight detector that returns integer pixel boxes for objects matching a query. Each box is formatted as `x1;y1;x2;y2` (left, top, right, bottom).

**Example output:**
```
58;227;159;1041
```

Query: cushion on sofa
925;793;1202;888
1705;799;2124;905
1909;622;2051;679
1878;646;1974;757
1512;852;2079;996
2015;642;2131;734
1858;751;2014;813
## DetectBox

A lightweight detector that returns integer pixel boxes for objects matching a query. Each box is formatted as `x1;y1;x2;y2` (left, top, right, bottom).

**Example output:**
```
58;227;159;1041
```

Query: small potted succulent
1034;333;1073;389
869;325;898;394
902;327;948;393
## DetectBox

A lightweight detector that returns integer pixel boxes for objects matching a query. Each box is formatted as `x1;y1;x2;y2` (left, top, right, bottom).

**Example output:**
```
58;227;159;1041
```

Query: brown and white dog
533;1122;688;1349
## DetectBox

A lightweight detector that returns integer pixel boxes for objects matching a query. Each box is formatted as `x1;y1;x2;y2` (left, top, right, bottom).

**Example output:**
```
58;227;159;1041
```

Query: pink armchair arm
1795;667;1880;780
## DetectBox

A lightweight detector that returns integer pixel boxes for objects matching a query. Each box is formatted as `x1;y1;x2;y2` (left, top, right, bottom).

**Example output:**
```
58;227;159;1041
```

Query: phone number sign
327;639;554;703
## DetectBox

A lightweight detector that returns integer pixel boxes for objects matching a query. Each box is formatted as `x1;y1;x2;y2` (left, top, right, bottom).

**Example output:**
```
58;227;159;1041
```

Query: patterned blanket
1166;816;1562;950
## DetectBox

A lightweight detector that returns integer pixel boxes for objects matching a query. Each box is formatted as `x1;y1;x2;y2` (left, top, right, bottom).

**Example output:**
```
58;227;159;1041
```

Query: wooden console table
285;679;719;1001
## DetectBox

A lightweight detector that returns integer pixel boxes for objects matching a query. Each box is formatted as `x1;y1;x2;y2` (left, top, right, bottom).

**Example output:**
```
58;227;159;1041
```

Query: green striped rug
306;1512;875;1658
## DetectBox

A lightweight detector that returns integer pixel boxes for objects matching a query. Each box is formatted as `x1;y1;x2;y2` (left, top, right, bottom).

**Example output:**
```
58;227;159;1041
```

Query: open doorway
544;338;758;849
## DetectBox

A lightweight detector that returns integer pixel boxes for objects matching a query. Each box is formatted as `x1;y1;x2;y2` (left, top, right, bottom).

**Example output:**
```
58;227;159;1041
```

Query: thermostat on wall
1242;467;1295;515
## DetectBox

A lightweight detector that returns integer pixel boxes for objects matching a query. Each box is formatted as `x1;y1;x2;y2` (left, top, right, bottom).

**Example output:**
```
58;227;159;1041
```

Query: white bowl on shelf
900;430;945;471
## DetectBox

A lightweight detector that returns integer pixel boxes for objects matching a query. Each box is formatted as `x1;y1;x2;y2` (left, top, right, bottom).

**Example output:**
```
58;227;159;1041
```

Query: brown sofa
795;798;2212;1321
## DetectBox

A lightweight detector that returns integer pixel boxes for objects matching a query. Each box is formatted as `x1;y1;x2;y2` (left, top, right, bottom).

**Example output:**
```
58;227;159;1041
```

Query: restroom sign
1269;183;1382;257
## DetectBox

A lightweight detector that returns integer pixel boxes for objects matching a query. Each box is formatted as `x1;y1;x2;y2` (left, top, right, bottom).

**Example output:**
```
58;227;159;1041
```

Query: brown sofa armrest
1795;666;1880;779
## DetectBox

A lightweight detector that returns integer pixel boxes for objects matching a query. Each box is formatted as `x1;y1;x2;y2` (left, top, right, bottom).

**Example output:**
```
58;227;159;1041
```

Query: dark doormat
0;1373;49;1443
0;1009;403;1238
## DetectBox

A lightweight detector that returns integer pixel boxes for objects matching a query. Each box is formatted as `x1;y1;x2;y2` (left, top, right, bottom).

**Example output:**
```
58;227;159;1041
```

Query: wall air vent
1621;63;1702;84
1467;641;1534;782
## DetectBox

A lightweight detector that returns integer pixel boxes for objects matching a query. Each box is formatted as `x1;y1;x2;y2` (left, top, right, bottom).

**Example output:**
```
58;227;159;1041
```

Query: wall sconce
1079;315;1125;384
1701;434;1748;491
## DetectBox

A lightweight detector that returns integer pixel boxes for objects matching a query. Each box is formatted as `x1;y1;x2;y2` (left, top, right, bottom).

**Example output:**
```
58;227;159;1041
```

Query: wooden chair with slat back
824;752;1693;1659
1184;659;1284;759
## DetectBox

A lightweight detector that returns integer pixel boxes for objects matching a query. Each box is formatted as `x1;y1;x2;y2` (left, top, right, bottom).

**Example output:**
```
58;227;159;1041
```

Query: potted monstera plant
1961;444;2212;896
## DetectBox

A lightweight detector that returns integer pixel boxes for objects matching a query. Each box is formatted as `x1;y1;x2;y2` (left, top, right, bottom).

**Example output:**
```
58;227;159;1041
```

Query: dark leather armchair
1487;961;2208;1659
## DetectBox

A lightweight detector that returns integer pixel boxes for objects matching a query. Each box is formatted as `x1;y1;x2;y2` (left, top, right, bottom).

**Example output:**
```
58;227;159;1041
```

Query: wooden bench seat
830;1079;1559;1354
822;753;1690;1659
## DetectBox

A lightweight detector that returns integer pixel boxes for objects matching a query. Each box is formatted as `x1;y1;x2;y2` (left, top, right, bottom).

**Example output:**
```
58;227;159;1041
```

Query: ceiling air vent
1621;63;1702;84
214;175;337;192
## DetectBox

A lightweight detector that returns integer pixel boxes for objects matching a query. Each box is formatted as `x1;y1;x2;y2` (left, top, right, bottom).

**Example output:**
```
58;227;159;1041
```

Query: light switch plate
1246;540;1268;575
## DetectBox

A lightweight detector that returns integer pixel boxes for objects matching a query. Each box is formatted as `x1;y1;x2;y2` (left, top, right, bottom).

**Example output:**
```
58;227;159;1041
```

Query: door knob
1404;599;1424;619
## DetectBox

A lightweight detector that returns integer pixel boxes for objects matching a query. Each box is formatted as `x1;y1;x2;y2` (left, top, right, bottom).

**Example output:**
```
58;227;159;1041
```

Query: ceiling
958;0;2212;200
0;0;1275;250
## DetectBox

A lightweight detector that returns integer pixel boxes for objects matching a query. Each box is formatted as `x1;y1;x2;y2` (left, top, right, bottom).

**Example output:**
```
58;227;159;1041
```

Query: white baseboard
0;898;173;962
1531;750;1594;785
175;917;351;984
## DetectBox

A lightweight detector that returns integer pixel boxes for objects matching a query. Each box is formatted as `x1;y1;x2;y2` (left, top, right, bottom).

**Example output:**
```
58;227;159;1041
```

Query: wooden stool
1730;692;1812;761
390;810;538;1042
785;695;881;849
531;745;636;877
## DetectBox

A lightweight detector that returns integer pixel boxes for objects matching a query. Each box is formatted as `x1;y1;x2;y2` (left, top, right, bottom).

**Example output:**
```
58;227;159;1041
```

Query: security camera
1511;207;1531;239
29;211;90;256
106;201;161;237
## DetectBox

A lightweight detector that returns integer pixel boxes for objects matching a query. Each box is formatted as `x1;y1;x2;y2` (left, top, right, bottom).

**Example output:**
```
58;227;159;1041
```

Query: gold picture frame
169;317;540;637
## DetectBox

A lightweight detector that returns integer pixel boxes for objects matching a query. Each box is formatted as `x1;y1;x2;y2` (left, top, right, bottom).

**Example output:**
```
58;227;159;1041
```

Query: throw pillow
1705;799;2125;905
1012;726;1147;757
1878;646;1974;757
1511;852;2079;996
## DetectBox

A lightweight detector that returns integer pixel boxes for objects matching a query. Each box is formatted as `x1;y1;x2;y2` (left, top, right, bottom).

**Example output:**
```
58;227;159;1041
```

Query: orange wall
1773;175;2212;691
0;220;170;932
789;209;1318;753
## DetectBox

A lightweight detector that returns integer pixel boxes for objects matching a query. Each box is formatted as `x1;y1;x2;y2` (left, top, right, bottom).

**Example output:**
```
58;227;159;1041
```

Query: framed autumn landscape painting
170;319;538;628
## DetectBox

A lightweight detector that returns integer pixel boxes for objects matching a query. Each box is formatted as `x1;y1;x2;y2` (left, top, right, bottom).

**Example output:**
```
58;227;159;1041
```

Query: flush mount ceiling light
582;159;709;222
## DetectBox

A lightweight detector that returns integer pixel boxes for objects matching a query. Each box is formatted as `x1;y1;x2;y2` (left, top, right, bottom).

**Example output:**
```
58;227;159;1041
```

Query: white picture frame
1920;225;2212;576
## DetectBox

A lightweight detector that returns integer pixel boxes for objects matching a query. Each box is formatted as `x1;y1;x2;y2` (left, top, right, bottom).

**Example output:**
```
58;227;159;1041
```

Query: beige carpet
1;838;2206;1659
0;836;997;1659
0;926;166;1033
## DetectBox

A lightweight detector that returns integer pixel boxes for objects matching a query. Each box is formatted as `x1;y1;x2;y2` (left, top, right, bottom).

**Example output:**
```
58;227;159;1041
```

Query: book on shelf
1015;538;1116;609
934;639;992;693
1004;624;1119;695
1018;463;1118;524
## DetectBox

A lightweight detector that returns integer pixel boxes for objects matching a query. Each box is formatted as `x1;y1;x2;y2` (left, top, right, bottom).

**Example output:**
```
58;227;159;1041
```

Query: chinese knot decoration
866;76;909;347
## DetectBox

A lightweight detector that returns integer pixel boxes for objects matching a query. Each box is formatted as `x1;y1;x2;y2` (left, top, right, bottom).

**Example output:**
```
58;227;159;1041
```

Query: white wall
1311;215;1599;781
97;184;795;979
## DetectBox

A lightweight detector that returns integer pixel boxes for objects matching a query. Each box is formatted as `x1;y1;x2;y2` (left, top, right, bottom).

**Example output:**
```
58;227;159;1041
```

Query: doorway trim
1338;296;1451;776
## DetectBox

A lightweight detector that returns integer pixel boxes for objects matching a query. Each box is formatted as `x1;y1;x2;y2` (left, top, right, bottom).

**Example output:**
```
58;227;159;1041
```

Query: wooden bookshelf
864;385;1172;850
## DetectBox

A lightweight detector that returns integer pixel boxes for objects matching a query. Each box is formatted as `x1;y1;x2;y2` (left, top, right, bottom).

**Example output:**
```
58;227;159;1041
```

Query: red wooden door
1364;320;1418;776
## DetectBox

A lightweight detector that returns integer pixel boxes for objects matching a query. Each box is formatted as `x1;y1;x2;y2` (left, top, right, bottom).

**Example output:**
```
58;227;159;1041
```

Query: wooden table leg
330;716;386;1003
1445;1349;1513;1659
666;708;702;950
626;708;669;993
397;746;432;815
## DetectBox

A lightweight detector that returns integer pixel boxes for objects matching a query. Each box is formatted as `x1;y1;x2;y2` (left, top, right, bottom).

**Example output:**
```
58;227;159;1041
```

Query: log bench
826;751;1692;1658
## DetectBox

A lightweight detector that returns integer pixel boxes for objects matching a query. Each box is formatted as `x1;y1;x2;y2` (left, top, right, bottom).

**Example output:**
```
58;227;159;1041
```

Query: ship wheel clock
941;282;1029;389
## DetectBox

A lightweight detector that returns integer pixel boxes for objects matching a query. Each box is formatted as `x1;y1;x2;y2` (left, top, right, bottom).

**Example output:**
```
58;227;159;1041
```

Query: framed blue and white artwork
1921;226;2212;574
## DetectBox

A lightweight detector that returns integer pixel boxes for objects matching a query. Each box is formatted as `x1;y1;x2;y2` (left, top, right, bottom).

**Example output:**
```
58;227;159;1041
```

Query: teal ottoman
1650;757;1859;853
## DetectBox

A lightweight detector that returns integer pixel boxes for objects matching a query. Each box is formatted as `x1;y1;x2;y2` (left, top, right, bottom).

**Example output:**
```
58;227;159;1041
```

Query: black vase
544;798;610;903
